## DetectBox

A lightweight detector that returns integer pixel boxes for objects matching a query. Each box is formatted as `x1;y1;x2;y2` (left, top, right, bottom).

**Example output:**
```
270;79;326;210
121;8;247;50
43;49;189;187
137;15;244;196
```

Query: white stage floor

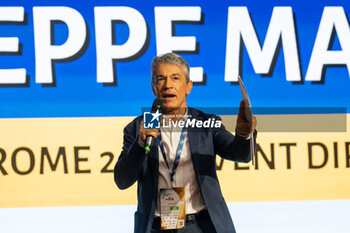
1;200;349;233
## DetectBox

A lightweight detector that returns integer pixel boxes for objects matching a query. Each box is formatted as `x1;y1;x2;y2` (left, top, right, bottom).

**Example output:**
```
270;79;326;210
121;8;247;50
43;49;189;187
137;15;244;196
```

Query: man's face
152;63;193;112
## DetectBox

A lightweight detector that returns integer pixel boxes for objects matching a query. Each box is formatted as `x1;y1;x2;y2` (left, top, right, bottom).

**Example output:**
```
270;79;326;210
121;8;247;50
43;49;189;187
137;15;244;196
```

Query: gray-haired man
115;53;257;233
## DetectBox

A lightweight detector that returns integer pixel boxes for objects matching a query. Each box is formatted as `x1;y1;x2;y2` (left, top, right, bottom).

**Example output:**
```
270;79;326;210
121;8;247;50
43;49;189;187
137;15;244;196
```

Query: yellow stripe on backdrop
0;115;349;208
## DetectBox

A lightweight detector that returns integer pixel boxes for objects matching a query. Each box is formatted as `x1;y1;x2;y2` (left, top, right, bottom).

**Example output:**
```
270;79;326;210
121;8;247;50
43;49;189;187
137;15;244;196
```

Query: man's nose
164;77;174;88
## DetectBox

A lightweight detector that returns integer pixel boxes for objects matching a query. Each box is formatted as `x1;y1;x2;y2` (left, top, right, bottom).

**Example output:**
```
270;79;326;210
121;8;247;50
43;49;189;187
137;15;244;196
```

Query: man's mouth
162;94;176;101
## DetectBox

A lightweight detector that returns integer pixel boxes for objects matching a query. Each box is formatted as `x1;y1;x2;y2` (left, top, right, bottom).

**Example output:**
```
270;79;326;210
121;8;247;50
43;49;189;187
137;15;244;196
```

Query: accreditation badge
160;187;186;230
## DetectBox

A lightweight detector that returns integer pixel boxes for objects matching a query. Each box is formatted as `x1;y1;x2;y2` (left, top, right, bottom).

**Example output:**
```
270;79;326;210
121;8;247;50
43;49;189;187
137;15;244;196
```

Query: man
114;53;257;233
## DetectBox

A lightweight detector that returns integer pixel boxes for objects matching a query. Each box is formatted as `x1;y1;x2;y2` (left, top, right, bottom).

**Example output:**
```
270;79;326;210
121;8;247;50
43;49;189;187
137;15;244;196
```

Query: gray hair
151;53;190;84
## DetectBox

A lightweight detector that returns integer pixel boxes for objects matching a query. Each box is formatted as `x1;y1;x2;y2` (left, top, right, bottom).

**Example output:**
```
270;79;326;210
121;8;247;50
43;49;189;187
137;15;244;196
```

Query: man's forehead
156;63;184;75
156;72;180;77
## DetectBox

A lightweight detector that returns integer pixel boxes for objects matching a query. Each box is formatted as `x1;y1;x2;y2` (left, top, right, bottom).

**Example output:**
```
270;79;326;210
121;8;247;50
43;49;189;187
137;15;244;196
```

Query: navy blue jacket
114;108;255;233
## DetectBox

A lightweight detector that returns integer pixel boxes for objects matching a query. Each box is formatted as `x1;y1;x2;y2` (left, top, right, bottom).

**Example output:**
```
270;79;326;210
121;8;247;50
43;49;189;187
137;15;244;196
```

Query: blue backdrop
0;0;349;118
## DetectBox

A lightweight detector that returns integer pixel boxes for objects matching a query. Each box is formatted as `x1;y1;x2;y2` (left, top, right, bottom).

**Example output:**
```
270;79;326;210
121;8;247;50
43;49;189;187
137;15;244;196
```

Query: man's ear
186;80;193;95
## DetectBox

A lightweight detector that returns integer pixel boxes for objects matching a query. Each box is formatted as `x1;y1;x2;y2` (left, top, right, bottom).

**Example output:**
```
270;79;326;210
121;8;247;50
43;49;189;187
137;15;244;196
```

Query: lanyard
158;126;187;186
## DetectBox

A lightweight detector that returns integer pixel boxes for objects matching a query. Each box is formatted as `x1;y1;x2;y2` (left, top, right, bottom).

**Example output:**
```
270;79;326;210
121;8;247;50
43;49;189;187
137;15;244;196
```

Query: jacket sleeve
212;115;257;163
114;117;147;189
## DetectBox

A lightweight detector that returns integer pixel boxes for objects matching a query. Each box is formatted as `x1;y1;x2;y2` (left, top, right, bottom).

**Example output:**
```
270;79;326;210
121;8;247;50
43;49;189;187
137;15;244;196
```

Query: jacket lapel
187;108;200;178
149;142;159;187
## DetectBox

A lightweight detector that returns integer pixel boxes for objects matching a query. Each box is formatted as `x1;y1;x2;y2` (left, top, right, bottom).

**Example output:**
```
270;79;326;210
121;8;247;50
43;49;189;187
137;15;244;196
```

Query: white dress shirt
154;110;206;216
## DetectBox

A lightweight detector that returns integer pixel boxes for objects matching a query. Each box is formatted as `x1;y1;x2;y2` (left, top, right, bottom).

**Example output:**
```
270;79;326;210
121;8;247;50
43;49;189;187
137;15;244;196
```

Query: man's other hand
236;100;257;138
